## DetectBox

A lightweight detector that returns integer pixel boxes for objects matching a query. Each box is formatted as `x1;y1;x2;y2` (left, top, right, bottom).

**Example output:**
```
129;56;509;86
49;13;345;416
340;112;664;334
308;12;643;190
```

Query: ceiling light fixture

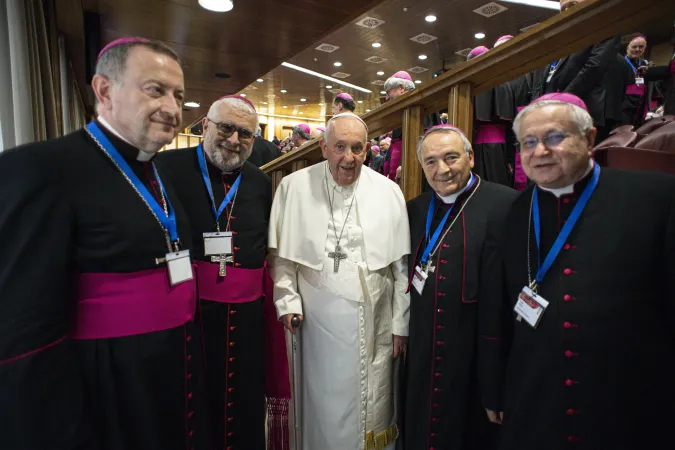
380;91;386;95
263;101;268;105
326;85;333;89
299;112;304;114
281;62;372;93
319;103;324;106
475;32;486;39
283;105;288;108
372;42;382;48
256;78;264;82
184;101;200;108
377;71;385;76
334;61;342;67
366;109;371;112
280;89;287;93
425;15;437;22
300;98;307;102
500;0;560;10
358;100;363;104
240;94;247;97
198;0;234;12
415;80;422;84
418;54;428;60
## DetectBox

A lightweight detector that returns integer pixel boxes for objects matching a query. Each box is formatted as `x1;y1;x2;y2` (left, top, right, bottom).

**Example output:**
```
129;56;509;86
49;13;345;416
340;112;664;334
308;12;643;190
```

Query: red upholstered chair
593;131;638;150
634;117;670;136
609;125;634;136
594;147;675;175
633;122;675;153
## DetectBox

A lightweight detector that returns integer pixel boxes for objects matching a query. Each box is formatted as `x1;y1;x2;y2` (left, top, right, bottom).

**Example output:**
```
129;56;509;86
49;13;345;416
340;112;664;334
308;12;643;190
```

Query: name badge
203;231;233;256
635;77;645;85
412;265;428;295
166;250;193;286
514;286;549;328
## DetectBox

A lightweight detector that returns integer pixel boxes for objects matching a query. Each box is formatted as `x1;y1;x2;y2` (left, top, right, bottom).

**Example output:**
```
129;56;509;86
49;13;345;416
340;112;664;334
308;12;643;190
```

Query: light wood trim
401;106;424;202
448;83;473;143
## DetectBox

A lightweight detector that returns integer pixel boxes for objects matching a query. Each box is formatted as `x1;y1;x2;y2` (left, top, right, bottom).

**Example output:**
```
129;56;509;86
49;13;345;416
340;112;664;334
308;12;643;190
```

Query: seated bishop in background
492;93;675;450
157;95;290;450
0;37;208;450
268;112;411;450
404;125;516;450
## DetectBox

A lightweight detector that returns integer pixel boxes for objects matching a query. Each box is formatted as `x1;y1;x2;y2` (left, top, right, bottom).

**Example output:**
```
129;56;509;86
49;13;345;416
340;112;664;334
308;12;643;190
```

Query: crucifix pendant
211;254;232;277
328;245;348;273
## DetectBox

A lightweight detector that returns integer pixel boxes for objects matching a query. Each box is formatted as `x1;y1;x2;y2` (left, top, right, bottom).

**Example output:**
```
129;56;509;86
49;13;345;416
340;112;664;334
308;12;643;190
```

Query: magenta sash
73;268;197;340
517;106;526;113
194;260;264;304
474;123;507;145
626;83;646;96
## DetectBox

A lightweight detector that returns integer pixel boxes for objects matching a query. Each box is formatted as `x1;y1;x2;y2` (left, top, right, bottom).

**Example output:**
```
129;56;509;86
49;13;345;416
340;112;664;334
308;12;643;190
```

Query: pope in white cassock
268;113;410;450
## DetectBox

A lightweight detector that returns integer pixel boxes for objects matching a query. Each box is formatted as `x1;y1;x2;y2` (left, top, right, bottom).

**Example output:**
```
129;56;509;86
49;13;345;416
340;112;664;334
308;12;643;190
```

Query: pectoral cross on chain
328;245;348;273
211;254;233;277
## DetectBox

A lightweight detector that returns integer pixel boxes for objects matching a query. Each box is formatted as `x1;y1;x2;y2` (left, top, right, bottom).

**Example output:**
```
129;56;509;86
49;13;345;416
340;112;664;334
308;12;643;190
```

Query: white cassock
268;161;410;450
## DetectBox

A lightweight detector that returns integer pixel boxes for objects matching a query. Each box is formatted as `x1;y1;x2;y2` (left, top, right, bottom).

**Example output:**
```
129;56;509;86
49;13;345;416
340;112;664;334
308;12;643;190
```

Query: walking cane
290;315;302;450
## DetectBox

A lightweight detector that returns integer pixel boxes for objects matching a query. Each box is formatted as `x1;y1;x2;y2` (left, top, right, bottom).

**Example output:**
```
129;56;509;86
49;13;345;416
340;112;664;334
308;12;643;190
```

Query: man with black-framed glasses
486;92;675;450
158;95;290;450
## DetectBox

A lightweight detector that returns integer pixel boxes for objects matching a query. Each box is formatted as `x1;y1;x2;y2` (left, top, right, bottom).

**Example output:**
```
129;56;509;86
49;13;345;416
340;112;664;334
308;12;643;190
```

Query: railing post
448;83;473;142
401;105;424;201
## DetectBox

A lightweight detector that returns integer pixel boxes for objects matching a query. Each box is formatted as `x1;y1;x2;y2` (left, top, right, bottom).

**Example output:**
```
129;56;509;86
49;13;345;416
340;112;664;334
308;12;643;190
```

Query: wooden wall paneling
291;160;308;172
448;83;473;142
271;170;287;197
401;105;424;201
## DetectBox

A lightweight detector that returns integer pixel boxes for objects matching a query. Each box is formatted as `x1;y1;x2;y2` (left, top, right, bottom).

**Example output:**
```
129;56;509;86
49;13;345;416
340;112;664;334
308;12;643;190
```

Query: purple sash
72;268;197;340
474;123;507;145
194;260;264;303
626;83;646;96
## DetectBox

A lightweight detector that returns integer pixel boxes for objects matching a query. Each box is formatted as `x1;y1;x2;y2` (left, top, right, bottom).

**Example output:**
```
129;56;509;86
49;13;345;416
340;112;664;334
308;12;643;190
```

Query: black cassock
473;84;515;187
0;123;208;450
404;178;517;450
495;168;675;450
158;148;272;450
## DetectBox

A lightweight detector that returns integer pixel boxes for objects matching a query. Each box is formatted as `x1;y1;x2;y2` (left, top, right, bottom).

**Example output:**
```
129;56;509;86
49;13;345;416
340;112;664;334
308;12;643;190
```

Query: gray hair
324;112;368;142
95;40;180;86
383;76;415;93
292;126;311;140
416;128;472;164
513;100;593;141
207;97;260;132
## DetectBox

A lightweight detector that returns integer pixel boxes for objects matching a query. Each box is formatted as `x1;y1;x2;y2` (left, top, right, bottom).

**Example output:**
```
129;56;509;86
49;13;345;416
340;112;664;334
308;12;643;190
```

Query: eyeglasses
518;131;571;152
206;118;254;141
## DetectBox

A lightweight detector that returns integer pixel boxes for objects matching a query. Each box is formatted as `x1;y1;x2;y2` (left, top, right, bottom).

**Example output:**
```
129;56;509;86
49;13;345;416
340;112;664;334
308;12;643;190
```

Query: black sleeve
0;146;90;449
477;190;517;412
644;65;671;83
565;37;621;98
664;188;675;345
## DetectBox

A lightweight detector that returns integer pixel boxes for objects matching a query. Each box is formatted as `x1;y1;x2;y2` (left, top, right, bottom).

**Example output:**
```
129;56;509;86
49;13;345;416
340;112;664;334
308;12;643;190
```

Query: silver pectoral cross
328;245;348;273
211;254;233;277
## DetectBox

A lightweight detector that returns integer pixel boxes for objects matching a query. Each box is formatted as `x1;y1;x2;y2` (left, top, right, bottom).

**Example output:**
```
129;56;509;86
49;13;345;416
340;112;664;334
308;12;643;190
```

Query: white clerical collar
97;116;154;162
538;160;594;197
438;173;473;204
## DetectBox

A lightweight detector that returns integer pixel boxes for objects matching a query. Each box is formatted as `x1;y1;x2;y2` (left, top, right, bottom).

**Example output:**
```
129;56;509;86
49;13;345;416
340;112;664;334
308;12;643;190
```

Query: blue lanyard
87;122;178;244
196;144;241;227
624;56;643;74
532;163;600;284
421;174;475;264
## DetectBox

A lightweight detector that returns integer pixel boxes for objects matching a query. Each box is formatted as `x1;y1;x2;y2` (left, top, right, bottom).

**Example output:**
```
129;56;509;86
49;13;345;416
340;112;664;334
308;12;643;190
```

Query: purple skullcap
531;93;588;111
97;37;150;61
629;35;647;44
336;93;354;102
380;137;392;145
218;94;256;111
371;145;380;153
495;35;514;46
316;126;326;132
296;124;311;135
470;46;490;57
391;71;413;81
422;124;468;142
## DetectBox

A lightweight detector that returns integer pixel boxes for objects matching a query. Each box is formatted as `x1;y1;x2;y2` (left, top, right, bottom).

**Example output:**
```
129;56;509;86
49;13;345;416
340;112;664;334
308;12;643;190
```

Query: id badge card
203;231;232;256
514;286;549;328
166;250;193;286
635;77;645;85
412;265;428;295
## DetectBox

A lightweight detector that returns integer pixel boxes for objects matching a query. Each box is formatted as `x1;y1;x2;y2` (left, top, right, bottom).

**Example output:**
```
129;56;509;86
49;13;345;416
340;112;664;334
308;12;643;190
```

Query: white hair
513;100;593;141
416;128;472;164
324;112;368;142
207;97;259;131
383;77;415;93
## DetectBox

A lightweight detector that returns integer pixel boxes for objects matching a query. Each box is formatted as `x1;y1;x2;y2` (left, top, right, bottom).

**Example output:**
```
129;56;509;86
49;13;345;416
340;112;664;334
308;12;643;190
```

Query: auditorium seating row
593;116;675;174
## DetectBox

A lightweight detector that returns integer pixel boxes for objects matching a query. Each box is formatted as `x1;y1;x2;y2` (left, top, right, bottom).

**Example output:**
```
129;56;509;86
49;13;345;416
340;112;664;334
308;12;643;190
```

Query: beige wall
160;133;203;151
258;114;324;142
650;42;673;65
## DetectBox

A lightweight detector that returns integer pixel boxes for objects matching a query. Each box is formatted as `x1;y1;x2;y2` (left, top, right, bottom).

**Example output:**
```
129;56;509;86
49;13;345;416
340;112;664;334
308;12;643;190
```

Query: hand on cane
281;314;303;334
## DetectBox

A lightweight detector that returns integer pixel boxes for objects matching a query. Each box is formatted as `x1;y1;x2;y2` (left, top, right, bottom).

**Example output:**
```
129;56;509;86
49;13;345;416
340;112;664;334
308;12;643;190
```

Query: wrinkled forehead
423;131;465;154
211;102;257;128
520;105;573;135
329;117;367;141
629;38;647;47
